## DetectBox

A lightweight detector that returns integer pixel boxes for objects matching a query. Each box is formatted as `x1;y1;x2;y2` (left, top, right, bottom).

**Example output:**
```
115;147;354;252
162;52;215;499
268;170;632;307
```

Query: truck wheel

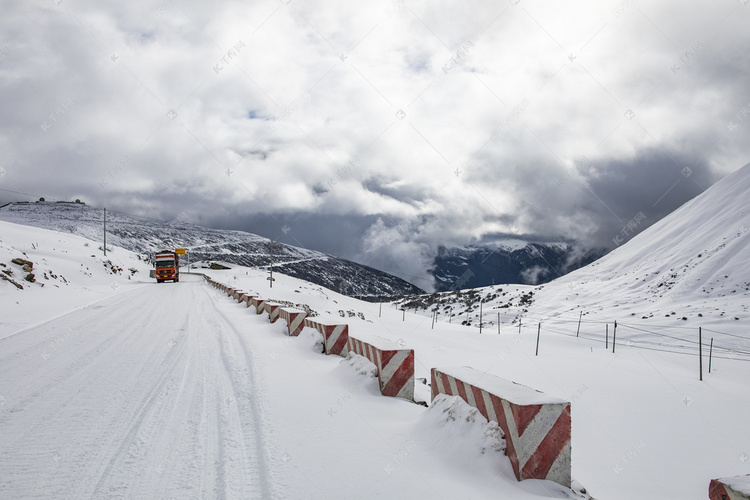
157;279;163;283
175;277;179;282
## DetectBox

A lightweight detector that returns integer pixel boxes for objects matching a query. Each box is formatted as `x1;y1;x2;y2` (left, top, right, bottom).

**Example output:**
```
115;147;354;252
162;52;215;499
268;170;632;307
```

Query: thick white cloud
1;0;749;287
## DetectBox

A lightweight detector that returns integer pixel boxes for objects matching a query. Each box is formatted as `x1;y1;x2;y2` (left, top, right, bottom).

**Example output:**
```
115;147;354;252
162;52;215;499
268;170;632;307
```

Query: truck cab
154;250;179;283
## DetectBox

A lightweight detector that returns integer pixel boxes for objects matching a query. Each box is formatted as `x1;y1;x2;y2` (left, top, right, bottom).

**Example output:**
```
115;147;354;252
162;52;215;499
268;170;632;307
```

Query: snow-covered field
1;165;749;499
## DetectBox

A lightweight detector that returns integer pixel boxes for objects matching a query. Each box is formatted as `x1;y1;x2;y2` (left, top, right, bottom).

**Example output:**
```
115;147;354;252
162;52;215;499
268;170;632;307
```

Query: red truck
154;250;179;283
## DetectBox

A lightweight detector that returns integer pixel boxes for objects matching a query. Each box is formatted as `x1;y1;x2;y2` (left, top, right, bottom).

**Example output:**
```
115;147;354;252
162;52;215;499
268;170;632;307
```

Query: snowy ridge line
431;367;572;488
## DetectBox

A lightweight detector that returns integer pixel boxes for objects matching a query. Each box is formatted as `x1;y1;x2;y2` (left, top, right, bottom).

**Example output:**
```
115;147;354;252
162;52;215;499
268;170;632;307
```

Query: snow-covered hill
0;201;424;299
0;219;153;338
527;162;750;323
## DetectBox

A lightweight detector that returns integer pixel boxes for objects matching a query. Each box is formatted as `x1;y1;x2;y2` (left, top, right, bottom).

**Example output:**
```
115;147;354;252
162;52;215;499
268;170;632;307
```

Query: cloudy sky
1;0;749;289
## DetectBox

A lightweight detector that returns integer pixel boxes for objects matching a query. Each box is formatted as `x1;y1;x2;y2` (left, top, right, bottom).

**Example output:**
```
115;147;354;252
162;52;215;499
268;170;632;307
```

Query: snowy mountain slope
530;162;750;320
0;201;424;298
395;162;750;330
0;220;152;340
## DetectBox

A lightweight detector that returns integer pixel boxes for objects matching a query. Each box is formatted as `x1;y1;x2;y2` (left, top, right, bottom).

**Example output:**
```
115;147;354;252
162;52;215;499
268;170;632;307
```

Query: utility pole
103;207;107;256
479;300;483;334
269;239;274;288
699;327;703;381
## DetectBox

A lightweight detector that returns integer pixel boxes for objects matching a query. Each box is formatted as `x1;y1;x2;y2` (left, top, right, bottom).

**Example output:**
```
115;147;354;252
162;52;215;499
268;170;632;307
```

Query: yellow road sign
175;248;186;255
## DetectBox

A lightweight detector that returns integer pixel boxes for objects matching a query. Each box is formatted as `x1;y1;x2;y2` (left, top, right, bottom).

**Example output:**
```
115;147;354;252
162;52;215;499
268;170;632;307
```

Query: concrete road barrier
304;318;349;356
431;367;571;488
710;476;750;500
264;302;281;323
279;308;307;336
348;334;414;401
238;293;253;307
251;297;266;315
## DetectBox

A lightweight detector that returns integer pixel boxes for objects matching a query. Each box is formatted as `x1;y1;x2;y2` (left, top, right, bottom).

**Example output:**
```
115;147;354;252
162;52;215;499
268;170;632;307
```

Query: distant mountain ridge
431;242;606;291
0;201;424;299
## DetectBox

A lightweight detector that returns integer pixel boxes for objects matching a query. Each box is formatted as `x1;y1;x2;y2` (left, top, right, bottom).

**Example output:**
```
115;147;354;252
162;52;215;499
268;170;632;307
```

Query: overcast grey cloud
1;0;749;290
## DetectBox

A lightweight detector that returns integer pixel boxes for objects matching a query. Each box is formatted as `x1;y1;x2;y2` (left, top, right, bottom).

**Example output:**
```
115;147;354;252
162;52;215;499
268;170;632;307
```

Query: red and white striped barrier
304;318;349;356
264;302;281;323
251;297;266;315
238;293;253;307
431;367;571;488
279;308;307;336
347;334;414;401
710;476;750;500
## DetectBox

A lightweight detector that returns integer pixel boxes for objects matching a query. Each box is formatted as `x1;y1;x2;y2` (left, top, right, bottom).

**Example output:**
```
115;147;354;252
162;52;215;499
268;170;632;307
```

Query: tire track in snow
0;276;278;499
202;285;277;499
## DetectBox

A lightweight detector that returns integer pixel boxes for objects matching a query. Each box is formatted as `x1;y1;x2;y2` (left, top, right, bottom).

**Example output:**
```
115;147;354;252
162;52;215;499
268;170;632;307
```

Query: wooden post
479;300;483;334
449;308;452;324
269;240;274;288
576;311;582;337
379;302;382;318
699;327;703;381
498;313;500;334
402;308;405;321
103;208;107;256
612;321;617;353
709;337;714;374
518;317;522;334
535;322;541;356
431;310;436;329
605;323;608;349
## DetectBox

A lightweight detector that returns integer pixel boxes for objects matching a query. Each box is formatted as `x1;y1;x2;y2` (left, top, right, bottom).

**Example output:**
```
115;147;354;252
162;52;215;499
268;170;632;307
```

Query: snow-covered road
0;271;574;500
7;254;744;499
0;274;277;499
